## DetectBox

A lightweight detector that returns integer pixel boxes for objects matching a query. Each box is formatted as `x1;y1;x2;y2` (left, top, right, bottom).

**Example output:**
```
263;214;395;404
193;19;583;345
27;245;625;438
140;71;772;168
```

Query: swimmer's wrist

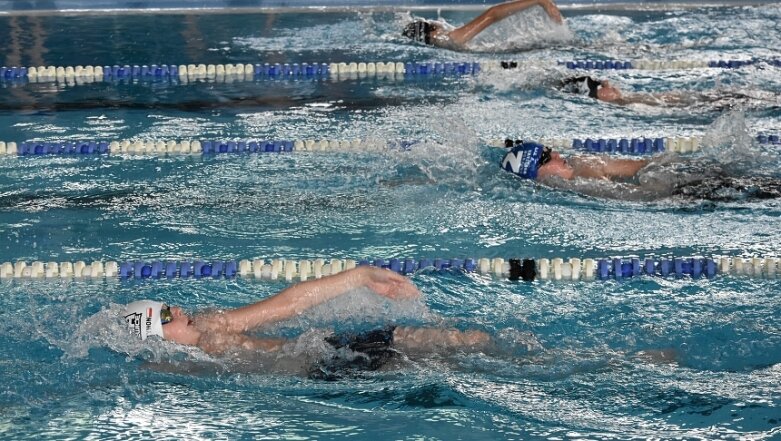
344;265;371;286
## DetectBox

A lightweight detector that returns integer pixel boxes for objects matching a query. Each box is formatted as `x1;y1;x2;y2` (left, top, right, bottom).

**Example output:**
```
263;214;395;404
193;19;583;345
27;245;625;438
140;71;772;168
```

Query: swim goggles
538;146;553;168
160;304;173;325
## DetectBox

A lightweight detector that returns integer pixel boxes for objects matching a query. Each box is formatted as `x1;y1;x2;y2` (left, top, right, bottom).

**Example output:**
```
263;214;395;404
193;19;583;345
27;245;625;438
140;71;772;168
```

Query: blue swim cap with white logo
501;142;544;180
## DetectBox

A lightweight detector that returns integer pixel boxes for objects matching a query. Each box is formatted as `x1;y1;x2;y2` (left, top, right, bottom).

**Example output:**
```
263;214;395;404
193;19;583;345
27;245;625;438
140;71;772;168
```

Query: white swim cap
123;300;165;340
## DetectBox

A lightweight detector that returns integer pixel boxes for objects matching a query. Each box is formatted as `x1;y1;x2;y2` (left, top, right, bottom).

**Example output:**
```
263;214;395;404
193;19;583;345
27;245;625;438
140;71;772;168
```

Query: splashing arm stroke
198;267;421;335
447;0;563;46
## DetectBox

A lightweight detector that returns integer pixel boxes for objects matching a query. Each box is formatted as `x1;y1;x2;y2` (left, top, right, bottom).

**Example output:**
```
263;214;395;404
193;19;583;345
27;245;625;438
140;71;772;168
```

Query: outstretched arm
201;267;420;334
569;155;650;180
447;0;563;46
393;327;492;352
539;174;659;201
596;156;650;179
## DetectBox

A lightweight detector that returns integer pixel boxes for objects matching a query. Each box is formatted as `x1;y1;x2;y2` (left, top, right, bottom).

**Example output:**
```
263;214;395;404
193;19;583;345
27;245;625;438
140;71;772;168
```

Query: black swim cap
560;76;600;99
402;20;433;45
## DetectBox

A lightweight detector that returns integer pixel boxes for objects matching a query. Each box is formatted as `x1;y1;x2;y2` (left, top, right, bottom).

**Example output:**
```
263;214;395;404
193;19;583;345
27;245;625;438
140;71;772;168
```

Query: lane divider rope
495;135;780;153
553;58;781;70
1;57;778;84
0;62;476;84
0;256;779;282
0;135;777;157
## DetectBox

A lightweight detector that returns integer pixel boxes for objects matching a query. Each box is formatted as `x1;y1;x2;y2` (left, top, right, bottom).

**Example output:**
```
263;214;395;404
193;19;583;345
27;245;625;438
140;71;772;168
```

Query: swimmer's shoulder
567;156;607;178
429;20;461;49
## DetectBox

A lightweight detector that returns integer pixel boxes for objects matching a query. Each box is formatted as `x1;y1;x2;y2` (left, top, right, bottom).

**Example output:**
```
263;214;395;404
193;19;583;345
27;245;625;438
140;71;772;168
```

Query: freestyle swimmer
402;0;563;50
557;76;773;108
123;266;491;372
501;139;781;201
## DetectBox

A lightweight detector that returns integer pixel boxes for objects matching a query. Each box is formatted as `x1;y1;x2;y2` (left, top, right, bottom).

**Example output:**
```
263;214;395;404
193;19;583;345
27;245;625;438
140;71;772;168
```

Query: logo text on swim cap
502;144;542;179
124;312;143;339
503;150;533;174
145;307;153;334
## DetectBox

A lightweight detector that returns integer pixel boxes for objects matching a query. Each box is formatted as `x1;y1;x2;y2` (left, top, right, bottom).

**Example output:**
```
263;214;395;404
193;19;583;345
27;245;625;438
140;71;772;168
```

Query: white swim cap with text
123;300;165;341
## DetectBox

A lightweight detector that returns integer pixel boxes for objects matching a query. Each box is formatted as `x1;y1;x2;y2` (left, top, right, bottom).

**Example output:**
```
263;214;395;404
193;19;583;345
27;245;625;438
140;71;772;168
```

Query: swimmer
557;75;773;108
501;140;781;201
501;139;649;181
402;0;564;50
122;266;492;375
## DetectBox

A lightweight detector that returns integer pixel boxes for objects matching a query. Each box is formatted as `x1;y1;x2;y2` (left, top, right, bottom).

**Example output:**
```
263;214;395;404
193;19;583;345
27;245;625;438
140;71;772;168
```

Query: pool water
1;4;780;440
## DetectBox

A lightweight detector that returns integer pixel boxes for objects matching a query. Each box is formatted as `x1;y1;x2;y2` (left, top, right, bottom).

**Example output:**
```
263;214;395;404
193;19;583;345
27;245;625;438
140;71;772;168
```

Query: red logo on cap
147;307;153;318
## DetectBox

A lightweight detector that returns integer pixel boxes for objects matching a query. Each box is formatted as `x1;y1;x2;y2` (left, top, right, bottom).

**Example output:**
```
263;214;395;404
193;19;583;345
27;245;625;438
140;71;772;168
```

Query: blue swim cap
501;142;544;180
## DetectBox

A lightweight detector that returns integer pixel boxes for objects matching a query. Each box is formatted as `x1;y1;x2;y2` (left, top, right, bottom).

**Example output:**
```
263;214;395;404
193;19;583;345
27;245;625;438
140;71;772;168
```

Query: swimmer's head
536;149;574;180
560;76;622;102
500;140;552;180
402;19;434;45
122;300;173;341
560;76;600;98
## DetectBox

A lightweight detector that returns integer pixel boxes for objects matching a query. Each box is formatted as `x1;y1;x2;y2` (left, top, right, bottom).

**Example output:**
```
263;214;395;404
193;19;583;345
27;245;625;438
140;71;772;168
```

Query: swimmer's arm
448;0;563;45
569;155;648;179
206;267;420;334
393;327;492;352
540;176;655;201
197;333;287;355
614;92;674;107
240;336;287;352
599;157;650;178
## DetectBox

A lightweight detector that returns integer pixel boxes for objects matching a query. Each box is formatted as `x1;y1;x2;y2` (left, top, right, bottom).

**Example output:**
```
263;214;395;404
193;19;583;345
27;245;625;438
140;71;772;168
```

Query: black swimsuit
309;326;399;380
673;176;781;201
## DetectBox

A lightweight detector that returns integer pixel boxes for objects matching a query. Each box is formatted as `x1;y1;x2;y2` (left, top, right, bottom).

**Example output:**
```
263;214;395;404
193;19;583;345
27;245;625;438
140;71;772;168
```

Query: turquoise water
1;5;780;440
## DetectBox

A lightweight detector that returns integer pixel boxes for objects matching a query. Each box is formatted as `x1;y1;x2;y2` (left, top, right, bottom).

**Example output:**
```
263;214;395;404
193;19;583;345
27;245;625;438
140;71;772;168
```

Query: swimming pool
0;2;780;439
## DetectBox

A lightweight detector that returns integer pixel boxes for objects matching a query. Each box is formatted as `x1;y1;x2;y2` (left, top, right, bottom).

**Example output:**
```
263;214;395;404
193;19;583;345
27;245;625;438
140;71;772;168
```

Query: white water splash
699;110;777;175
464;8;575;53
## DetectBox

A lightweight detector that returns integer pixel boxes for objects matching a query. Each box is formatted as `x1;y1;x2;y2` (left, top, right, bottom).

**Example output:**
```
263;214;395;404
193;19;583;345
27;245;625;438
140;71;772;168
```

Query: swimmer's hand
539;0;563;24
356;266;421;300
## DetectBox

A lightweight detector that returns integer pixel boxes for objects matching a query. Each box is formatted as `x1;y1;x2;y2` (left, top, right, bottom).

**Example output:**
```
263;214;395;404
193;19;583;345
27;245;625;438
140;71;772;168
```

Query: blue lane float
504;134;779;155
757;134;781;145
596;257;718;280
559;60;634;70
403;62;480;76
119;260;241;279
200;140;294;154
554;58;781;70
570;137;666;155
17;141;110;156
98;63;332;80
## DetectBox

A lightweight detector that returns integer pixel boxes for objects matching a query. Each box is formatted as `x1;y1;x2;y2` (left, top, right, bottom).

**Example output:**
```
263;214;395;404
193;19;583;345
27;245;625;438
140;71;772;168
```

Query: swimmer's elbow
439;29;466;47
